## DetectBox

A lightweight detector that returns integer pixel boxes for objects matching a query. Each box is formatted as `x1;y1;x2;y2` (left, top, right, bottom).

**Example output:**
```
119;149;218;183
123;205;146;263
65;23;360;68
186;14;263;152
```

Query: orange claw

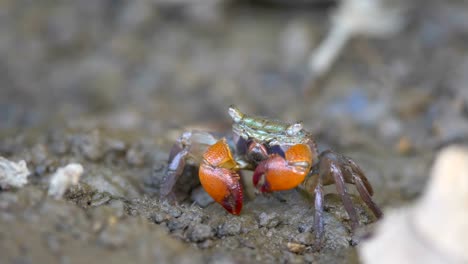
253;144;313;192
199;139;243;215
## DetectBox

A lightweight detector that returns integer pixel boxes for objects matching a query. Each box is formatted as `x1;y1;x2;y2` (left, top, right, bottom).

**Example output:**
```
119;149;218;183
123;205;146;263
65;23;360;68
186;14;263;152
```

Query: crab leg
160;131;218;199
351;172;383;218
313;174;325;250
160;146;189;198
342;157;382;218
330;162;359;230
344;157;374;196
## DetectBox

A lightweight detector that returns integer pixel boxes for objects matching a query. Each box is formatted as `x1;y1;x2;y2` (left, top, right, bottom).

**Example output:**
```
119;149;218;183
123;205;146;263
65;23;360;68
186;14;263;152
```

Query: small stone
187;224;214;242
0;157;30;188
217;219;242;236
167;218;190;232
287;242;306;254
48;163;83;199
395;136;412;154
258;212;281;228
161;202;182;218
151;212;169;224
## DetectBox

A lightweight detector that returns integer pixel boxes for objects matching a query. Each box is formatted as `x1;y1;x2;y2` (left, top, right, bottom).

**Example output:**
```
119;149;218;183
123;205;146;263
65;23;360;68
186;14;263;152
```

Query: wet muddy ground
1;0;468;263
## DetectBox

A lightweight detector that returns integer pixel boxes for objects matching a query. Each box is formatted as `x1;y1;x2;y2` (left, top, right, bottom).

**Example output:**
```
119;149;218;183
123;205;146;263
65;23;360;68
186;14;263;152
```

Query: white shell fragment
359;146;468;264
48;163;84;199
308;0;406;83
0;157;30;189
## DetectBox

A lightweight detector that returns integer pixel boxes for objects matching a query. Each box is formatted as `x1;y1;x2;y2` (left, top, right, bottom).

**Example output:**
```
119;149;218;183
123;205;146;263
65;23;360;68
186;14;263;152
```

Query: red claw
253;144;313;192
199;139;243;215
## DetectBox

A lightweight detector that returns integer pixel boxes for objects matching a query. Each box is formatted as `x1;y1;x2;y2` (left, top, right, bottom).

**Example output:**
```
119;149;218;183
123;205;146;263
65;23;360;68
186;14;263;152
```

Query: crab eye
287;122;303;136
228;105;243;123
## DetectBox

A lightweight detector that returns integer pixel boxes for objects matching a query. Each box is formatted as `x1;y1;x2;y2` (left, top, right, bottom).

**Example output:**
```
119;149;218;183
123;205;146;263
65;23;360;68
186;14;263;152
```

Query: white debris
308;0;406;85
0;157;30;189
359;146;468;264
48;163;84;199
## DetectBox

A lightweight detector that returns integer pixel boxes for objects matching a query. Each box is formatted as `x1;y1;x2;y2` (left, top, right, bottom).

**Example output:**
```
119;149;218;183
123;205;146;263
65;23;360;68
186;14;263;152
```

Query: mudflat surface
1;1;468;263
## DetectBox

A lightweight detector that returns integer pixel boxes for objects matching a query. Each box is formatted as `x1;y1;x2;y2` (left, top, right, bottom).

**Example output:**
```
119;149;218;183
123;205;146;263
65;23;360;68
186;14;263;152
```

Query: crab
160;105;382;248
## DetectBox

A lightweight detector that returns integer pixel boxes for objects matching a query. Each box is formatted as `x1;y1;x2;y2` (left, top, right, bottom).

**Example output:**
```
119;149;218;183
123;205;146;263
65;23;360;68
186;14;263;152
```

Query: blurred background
1;0;468;263
2;0;468;147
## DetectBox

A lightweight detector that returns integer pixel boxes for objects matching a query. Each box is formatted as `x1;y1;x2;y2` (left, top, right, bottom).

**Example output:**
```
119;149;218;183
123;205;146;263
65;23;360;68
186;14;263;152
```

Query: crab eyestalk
199;138;243;215
287;122;303;136
228;105;244;123
253;144;313;192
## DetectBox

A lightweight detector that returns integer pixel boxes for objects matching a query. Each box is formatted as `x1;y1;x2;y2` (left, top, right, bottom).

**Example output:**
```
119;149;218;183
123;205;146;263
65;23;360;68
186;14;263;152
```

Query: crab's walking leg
343;158;383;218
313;173;325;250
329;161;359;230
350;172;383;218
160;131;217;199
344;157;374;196
160;146;189;198
311;150;382;234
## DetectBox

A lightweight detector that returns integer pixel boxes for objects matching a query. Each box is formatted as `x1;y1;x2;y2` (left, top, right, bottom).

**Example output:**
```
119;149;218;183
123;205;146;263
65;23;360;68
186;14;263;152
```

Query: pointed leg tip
222;201;242;215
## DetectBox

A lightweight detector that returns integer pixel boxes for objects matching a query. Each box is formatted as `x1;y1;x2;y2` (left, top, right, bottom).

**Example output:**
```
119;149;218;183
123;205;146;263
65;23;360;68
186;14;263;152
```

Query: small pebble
48;163;83;199
168;207;183;218
0;157;30;188
187;224;214;242
395;136;412;154
151;212;169;224
167;218;190;232
258;212;281;228
287;242;306;254
217;219;242;237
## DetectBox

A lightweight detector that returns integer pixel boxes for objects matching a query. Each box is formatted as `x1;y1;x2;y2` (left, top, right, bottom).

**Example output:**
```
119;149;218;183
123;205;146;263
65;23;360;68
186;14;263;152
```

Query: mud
1;0;468;263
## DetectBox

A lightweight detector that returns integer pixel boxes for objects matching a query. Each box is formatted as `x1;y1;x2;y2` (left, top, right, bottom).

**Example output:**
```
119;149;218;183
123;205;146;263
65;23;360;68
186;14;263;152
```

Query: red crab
161;106;382;248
